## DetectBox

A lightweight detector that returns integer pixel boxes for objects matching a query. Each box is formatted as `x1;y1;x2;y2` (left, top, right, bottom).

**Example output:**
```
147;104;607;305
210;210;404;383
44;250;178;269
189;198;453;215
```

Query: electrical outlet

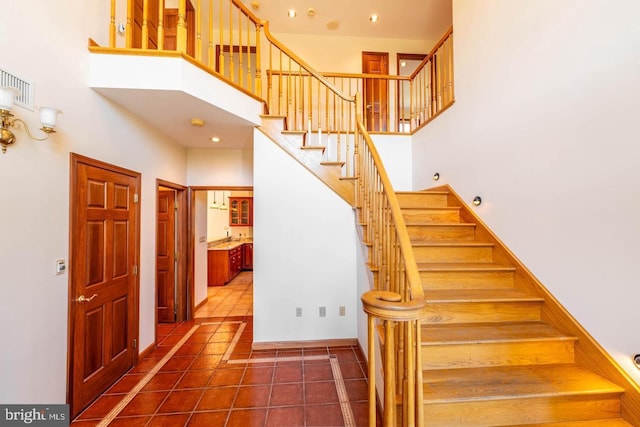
296;307;302;317
319;306;326;317
339;306;346;316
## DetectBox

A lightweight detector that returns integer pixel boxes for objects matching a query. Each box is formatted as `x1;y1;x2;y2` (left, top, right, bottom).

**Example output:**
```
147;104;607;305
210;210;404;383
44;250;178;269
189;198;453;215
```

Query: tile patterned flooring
71;273;374;426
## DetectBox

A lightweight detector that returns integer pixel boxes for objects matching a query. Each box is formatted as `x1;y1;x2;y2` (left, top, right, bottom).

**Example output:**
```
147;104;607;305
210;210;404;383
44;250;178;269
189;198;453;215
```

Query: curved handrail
355;94;424;305
259;21;356;104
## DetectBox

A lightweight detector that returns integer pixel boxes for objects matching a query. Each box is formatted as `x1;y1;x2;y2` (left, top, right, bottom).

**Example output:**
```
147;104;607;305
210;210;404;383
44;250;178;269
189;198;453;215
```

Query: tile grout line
94;324;201;427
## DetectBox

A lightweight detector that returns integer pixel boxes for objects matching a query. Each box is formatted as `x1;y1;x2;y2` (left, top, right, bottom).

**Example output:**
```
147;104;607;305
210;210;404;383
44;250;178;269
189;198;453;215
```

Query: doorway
190;186;254;317
132;0;196;56
397;53;427;132
362;51;389;132
67;154;141;418
155;180;188;327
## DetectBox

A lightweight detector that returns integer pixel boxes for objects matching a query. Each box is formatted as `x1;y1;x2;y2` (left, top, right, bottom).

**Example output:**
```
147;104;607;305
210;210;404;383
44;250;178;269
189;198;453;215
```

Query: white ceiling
241;0;452;41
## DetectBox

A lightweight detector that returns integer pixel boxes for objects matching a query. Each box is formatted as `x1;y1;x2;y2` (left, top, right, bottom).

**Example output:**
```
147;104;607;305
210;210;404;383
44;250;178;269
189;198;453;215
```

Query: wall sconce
0;87;61;154
473;196;482;206
634;354;640;369
433;172;440;181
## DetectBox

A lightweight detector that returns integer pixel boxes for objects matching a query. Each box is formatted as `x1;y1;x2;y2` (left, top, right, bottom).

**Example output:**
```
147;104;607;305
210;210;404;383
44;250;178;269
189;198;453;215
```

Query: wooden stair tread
503;419;634;427
413;242;493;248
300;145;325;151
421;322;576;344
417;262;516;272
422;365;625;403
406;222;475;227
282;130;307;135
396;190;450;195
425;288;543;303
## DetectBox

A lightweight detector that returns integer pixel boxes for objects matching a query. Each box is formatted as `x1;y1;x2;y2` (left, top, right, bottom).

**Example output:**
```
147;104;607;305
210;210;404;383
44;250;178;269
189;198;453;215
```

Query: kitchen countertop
208;239;253;250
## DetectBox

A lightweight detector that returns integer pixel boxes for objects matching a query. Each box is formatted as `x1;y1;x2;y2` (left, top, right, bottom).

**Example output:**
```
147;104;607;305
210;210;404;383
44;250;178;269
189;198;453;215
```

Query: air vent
0;68;34;111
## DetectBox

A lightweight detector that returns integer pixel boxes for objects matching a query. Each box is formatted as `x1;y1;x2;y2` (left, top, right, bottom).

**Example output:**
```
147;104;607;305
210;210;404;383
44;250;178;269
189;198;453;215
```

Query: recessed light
190;118;205;127
326;20;339;30
400;61;407;67
307;8;315;17
369;14;379;23
288;9;296;18
210;136;221;143
251;0;259;10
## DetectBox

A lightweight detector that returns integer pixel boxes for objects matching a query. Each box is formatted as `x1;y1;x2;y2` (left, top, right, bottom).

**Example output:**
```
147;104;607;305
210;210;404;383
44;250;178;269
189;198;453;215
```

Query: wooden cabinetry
242;243;253;270
229;197;253;226
207;245;243;286
207;242;253;286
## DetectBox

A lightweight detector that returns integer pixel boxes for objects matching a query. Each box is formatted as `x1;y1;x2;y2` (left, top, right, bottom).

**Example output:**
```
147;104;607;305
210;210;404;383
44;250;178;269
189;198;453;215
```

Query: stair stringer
258;116;355;205
433;183;640;425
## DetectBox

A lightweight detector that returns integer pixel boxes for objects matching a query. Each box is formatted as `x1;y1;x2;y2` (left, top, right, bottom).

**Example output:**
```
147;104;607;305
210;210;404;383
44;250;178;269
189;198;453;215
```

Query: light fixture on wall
0;87;61;154
433;172;440;181
220;191;228;210
210;191;219;209
473;196;482;206
634;354;640;369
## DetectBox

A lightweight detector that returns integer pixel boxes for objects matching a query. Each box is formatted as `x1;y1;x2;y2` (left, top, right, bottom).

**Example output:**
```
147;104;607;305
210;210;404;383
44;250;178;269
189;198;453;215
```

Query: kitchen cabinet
207;244;243;286
242;243;253;270
229;197;253;226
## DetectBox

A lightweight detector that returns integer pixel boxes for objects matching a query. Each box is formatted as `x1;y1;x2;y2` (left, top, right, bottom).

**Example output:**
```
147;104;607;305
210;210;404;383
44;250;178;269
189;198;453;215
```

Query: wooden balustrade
355;93;426;426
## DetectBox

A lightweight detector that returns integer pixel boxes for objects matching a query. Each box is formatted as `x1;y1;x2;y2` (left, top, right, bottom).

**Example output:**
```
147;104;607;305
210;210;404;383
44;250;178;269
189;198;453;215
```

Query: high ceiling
241;0;452;41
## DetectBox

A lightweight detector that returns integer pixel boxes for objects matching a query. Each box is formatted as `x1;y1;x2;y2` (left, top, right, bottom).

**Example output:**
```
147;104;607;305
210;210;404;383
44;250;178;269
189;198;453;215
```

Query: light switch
56;259;66;275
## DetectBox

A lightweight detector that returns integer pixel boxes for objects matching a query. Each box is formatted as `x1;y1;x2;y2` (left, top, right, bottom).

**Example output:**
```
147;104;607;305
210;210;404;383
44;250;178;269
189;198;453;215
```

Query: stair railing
355;92;426;427
100;2;430;423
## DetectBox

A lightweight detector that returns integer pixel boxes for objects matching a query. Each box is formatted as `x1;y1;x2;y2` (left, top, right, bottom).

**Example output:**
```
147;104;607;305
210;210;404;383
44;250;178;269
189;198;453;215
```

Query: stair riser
402;210;461;223
420;271;515;289
413;246;493;263
422;302;542;324
408;225;475;242
423;394;622;427
422;340;575;370
397;193;448;208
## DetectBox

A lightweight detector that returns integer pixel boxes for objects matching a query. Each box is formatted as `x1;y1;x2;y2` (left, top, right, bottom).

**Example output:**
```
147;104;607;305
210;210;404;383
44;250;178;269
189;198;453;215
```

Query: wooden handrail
410;26;453;80
259;21;355;104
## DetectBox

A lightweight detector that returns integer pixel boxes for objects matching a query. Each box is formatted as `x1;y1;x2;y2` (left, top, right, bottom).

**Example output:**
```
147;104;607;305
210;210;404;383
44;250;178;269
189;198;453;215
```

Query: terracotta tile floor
72;273;376;426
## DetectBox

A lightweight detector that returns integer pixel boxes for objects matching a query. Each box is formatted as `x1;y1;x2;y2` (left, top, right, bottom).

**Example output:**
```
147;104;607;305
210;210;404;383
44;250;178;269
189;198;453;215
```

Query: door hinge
174;202;179;209
133;265;138;275
133;339;137;349
174;252;179;261
134;193;139;203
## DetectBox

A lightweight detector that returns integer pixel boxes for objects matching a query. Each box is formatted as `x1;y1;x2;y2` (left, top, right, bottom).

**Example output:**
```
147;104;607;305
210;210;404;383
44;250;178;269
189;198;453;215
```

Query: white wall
412;0;640;381
370;134;413;191
271;32;436;75
253;129;358;342
187;148;254;186
0;0;188;404
194;191;209;306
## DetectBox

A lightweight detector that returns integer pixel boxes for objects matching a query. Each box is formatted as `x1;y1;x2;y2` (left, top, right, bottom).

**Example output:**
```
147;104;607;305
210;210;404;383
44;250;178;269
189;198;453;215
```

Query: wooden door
362;52;389;131
132;0;159;49
68;155;140;418
157;190;176;323
163;2;196;56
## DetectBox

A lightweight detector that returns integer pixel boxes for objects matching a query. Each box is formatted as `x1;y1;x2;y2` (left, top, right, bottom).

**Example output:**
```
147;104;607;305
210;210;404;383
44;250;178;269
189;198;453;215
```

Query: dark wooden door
132;0;159;49
157;190;176;323
68;155;140;418
362;51;389;131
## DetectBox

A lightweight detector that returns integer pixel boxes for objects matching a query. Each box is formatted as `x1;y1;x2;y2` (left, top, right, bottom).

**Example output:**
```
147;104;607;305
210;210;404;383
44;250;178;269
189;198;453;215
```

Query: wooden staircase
258;114;355;205
394;187;638;426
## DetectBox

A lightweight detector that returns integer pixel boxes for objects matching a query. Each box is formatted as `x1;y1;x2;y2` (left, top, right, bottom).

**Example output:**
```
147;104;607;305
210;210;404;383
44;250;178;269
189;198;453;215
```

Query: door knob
76;293;98;303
